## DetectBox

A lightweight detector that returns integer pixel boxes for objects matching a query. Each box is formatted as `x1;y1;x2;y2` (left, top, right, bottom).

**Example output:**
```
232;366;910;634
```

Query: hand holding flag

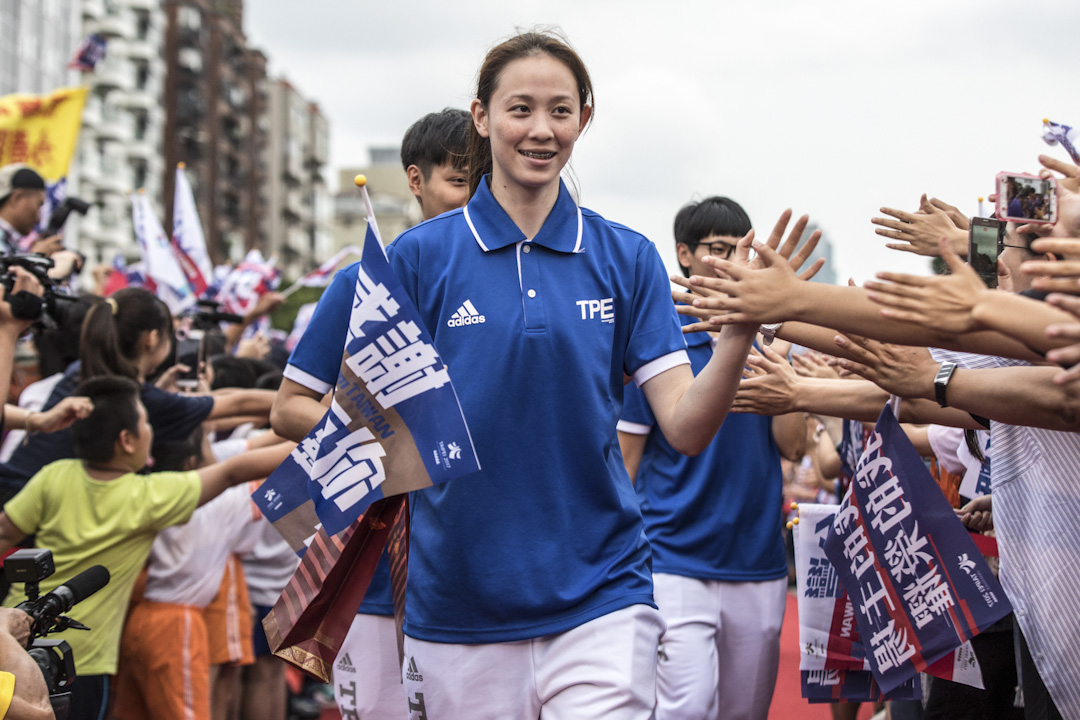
1043;119;1080;165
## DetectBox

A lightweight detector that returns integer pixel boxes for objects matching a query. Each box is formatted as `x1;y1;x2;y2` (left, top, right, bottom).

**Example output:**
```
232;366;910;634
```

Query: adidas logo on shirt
446;300;485;327
336;652;356;673
405;656;424;682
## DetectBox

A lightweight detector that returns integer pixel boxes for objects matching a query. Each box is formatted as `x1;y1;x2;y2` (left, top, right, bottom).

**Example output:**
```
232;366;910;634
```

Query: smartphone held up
995;172;1056;224
968;217;1003;289
174;328;204;389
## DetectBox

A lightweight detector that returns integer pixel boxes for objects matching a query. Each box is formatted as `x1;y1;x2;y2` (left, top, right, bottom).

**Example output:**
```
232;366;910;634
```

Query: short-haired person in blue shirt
618;196;808;720
273;31;819;719
279;107;471;720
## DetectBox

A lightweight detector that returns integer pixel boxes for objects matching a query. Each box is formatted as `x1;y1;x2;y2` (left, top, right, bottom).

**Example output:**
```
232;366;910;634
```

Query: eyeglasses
997;240;1030;253
698;241;736;260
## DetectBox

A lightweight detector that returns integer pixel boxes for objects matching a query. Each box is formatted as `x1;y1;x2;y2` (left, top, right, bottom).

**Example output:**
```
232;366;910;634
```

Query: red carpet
320;590;875;719
769;589;876;719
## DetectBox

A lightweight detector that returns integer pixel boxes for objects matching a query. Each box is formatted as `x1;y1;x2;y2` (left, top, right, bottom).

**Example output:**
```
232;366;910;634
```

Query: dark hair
401;108;471;179
70;376;143;464
673;197;753;277
33;295;96;377
209;354;257;390
151;425;205;472
79;287;173;382
255;369;283;391
467;31;594;196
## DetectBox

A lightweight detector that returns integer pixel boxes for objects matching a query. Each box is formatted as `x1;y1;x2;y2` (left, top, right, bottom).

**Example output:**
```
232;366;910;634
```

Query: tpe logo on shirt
576;298;614;323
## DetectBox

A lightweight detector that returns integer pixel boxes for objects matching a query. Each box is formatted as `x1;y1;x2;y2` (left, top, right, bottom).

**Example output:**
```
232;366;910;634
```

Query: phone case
996;171;1057;224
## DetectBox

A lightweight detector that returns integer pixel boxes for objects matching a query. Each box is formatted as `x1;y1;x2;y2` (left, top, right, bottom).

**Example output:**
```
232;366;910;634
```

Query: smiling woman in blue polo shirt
274;30;819;720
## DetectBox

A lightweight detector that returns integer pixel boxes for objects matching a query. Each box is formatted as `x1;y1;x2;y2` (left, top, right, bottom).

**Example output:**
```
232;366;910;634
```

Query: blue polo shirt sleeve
625;241;688;385
386;235;420;308
618;378;656;435
283;263;358;394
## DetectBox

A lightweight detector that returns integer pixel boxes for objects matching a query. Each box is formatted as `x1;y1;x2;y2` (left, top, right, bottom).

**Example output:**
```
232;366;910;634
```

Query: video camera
5;549;110;720
40;197;91;238
0;253;78;329
187;299;243;331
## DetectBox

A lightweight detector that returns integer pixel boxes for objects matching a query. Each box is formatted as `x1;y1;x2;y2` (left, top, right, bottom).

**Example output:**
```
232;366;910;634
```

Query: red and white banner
172;164;214;296
132;192;195;314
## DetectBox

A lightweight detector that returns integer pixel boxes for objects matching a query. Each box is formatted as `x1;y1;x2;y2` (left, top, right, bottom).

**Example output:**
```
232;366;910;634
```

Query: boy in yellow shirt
0;376;292;720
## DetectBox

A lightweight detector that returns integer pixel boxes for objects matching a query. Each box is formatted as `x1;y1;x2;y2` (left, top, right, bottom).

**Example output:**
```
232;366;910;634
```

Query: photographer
0;607;53;720
0;245;56;720
0;166;62;258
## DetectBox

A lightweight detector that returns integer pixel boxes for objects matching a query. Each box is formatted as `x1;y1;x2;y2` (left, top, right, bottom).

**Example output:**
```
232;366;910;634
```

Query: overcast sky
246;0;1080;282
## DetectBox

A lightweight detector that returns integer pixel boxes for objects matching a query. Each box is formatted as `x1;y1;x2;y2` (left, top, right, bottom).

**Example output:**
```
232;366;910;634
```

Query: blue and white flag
822;405;1011;694
67;34;107;73
1042;119;1080;165
802;669;921;704
256;224;480;540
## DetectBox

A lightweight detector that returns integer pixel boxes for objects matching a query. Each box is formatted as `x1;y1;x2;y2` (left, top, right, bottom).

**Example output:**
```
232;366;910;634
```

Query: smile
519;150;556;160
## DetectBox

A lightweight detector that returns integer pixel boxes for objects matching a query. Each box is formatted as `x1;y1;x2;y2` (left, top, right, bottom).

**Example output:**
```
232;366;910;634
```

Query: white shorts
333;613;408;720
653;573;787;720
402;604;664;720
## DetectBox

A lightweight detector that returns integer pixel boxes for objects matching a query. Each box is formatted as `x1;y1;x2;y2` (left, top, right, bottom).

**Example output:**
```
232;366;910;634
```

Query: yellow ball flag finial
354;174;367;188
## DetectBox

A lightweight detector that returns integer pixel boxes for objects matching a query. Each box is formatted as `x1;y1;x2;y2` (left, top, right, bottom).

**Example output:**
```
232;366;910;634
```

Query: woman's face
142;327;173;376
472;53;591;200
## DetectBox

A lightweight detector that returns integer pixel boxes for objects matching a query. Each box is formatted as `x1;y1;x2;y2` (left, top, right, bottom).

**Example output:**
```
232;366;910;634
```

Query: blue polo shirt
283;276;395;618
619;322;787;583
367;176;685;643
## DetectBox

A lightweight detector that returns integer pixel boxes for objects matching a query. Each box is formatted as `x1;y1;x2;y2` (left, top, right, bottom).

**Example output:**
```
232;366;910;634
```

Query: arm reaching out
833;331;1080;431
645;210;821;455
872;194;968;257
865;238;1078;354
195;441;295;507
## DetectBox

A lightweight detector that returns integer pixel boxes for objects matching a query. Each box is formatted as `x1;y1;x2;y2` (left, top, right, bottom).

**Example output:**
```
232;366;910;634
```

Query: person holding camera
0;607;53;720
0;166;62;258
0;376;293;720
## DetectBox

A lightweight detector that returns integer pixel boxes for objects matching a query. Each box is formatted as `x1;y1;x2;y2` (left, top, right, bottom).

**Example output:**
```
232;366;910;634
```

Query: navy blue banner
802;669;921;703
822;405;1010;694
256;226;480;537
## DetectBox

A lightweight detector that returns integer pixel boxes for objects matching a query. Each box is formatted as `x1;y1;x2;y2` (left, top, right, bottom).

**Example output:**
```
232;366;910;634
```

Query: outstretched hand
731;345;801;415
674;210;824;327
792;351;842;380
671;209;823;332
863;238;990;334
872;194;967;258
829;333;938;400
1023;237;1080;293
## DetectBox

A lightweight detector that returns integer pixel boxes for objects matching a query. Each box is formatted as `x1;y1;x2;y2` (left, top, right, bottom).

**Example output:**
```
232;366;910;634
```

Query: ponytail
466;124;493;198
79;288;172;382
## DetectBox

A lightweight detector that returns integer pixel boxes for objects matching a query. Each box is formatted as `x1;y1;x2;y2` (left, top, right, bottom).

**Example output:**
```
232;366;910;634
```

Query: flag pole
278;280;307;300
354;174;386;258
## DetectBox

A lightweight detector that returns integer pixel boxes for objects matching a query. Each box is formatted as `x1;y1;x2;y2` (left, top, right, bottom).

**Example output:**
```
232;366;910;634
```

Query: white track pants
653;573;786;720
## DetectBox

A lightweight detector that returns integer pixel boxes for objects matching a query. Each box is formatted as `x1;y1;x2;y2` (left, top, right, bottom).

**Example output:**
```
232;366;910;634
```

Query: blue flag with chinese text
822;405;1010;694
256;225;480;539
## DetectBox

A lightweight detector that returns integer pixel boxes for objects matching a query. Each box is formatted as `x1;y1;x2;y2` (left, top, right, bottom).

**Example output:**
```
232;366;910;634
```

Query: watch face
934;363;956;406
